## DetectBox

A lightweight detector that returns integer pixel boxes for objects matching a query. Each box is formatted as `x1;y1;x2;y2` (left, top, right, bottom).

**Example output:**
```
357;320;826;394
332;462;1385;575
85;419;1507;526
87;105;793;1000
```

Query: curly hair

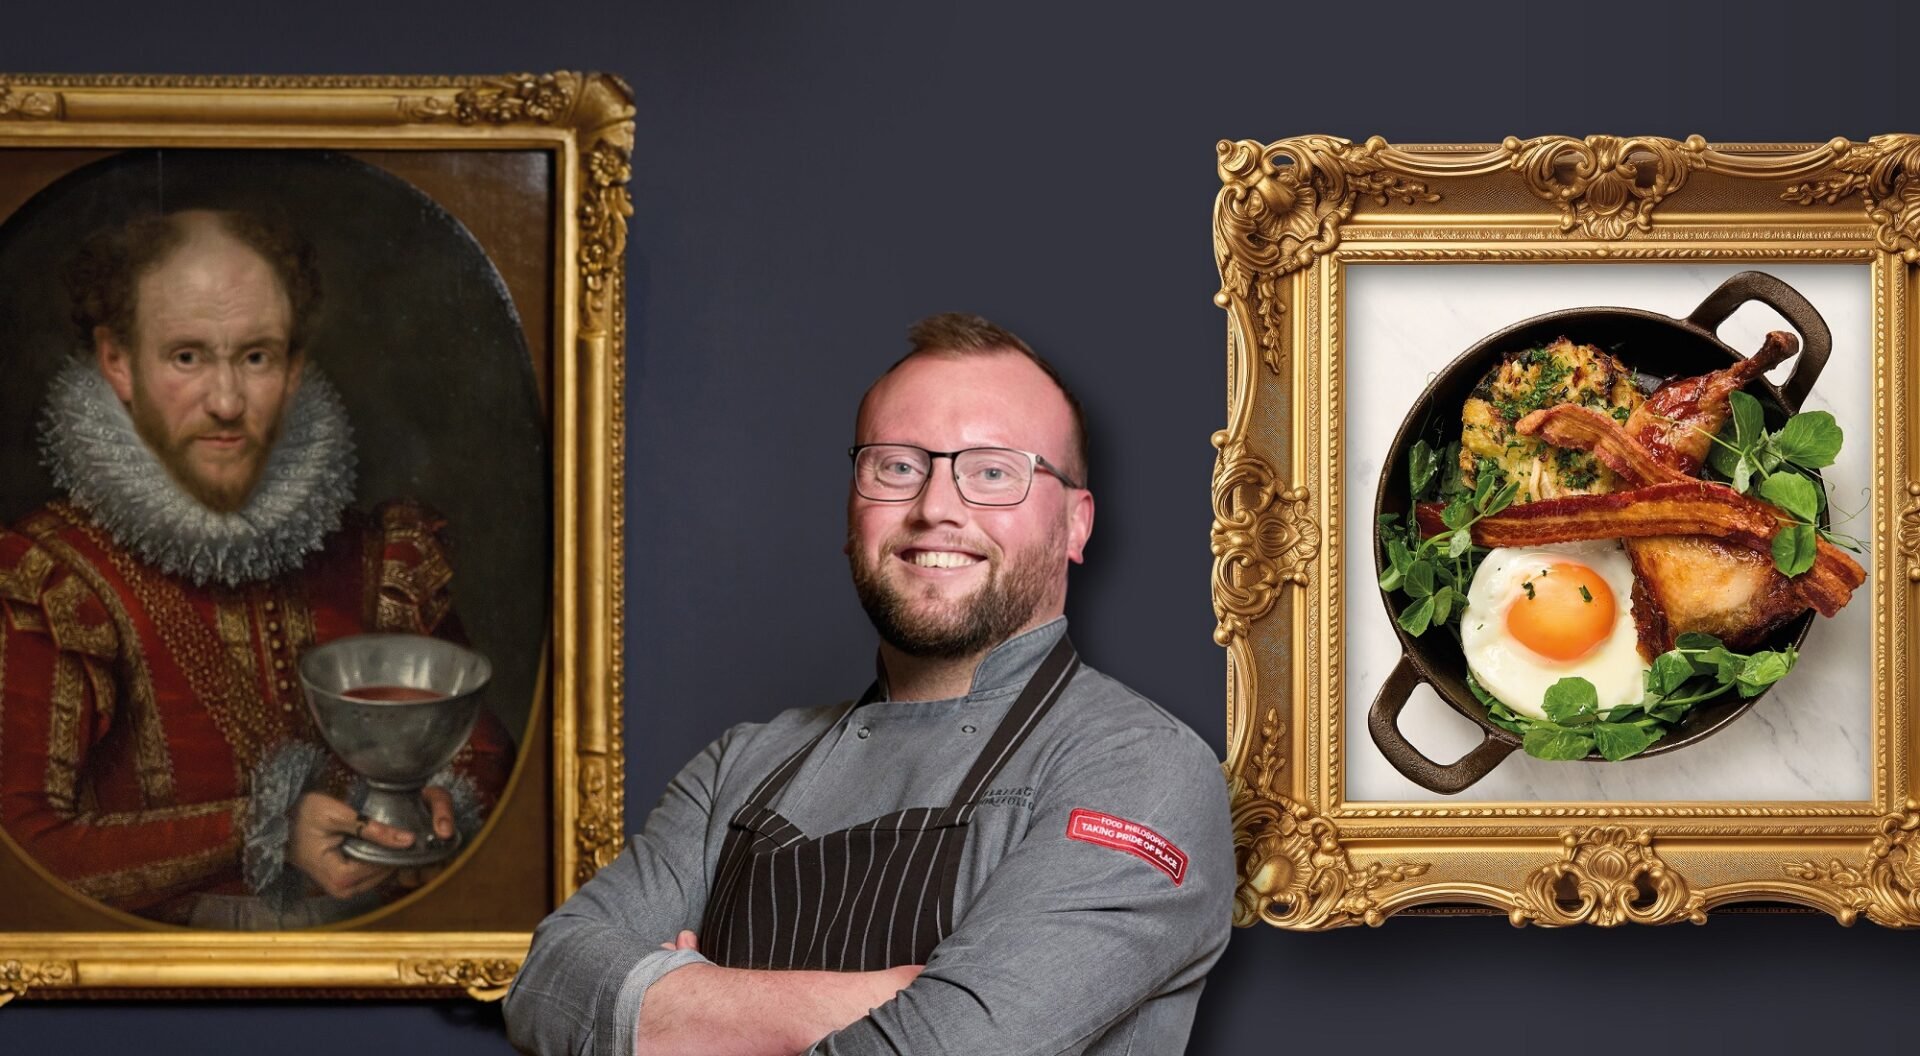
64;208;323;356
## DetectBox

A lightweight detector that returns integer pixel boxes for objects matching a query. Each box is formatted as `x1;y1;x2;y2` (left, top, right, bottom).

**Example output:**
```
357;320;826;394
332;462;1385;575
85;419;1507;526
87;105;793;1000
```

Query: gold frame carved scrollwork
0;72;632;999
1214;134;1920;930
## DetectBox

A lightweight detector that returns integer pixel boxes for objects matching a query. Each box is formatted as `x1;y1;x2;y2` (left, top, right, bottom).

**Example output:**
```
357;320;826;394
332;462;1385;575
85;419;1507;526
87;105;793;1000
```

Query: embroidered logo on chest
1066;808;1188;885
977;785;1036;810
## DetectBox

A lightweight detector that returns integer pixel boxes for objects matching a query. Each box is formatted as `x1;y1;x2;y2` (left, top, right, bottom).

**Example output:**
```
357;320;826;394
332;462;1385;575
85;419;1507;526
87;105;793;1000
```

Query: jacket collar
870;617;1069;704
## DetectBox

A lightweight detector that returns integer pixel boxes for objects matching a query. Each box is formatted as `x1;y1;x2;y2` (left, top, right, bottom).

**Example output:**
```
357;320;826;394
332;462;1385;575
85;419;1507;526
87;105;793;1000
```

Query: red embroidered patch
1066;808;1188;885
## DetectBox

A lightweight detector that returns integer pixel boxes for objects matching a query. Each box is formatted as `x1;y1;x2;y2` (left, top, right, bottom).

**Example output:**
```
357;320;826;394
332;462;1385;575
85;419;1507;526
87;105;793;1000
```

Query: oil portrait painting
0;146;549;929
0;73;630;1001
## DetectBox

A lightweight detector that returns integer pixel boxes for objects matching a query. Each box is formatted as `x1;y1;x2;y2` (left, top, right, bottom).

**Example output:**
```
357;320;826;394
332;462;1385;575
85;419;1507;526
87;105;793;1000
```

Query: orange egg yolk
1505;561;1616;662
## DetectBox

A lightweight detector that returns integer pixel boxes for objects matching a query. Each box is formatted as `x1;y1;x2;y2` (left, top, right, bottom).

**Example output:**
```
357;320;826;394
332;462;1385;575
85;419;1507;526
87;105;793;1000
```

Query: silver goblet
298;633;492;867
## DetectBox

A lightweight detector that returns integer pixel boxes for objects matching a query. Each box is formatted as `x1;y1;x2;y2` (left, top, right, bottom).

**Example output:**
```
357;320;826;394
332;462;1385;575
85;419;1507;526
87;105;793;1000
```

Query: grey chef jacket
504;619;1233;1055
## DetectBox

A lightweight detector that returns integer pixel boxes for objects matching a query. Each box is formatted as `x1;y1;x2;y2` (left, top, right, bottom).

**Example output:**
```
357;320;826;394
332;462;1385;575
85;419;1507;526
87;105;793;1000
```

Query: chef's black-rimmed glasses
848;443;1082;506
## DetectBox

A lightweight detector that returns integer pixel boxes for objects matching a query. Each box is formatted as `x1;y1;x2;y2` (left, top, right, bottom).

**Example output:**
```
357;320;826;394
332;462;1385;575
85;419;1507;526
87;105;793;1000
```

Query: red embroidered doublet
0;499;514;922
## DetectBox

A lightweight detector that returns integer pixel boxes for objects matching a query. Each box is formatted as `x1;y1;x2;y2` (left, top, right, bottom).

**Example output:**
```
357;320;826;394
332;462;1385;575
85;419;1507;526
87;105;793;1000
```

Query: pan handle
1683;270;1832;411
1367;657;1516;795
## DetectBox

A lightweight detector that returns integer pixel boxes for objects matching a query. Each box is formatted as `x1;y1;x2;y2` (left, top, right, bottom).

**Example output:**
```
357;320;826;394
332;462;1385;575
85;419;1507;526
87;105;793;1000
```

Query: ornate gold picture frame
1213;135;1920;929
0;72;630;999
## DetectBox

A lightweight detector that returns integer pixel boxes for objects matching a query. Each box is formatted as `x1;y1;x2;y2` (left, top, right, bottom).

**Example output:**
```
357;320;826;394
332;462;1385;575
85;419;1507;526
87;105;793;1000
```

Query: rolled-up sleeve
505;730;739;1056
810;722;1234;1056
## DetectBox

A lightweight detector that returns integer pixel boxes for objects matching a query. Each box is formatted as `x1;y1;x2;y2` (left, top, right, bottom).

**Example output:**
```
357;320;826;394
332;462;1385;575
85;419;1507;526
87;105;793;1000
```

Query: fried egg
1461;541;1647;721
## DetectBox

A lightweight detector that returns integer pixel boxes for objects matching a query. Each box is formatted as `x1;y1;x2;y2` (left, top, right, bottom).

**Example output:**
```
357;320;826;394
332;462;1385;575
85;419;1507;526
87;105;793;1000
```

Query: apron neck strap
947;636;1078;810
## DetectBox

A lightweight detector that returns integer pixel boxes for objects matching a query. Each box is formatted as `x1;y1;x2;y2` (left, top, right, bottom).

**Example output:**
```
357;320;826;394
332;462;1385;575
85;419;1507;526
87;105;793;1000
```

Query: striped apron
697;637;1079;971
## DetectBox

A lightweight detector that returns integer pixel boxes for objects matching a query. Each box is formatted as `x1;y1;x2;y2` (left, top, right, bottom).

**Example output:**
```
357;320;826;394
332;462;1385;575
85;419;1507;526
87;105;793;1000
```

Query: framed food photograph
1212;134;1920;928
0;72;630;1000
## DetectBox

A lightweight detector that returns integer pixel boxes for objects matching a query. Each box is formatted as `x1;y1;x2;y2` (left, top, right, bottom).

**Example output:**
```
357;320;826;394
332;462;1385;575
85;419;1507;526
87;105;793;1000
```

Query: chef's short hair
882;312;1089;485
65;207;323;355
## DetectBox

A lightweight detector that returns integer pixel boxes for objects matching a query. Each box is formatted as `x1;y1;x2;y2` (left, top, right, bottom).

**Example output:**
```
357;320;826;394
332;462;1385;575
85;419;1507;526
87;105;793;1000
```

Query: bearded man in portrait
0;207;513;929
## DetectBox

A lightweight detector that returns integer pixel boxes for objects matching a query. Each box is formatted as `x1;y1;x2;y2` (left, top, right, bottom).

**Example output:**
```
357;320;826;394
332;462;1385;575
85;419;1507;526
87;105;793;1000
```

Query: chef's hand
659;930;700;952
289;788;457;899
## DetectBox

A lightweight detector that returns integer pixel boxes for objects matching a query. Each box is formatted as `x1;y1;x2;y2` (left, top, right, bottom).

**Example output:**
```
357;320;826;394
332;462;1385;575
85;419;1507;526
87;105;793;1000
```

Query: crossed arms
504;715;1233;1056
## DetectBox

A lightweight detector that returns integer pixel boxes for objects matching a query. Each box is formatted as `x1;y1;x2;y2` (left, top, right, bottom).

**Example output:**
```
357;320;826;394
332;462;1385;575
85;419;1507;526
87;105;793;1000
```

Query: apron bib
698;637;1078;970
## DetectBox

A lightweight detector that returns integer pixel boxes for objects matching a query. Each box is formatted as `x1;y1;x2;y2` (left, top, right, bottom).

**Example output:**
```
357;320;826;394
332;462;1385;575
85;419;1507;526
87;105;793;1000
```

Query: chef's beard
850;528;1059;661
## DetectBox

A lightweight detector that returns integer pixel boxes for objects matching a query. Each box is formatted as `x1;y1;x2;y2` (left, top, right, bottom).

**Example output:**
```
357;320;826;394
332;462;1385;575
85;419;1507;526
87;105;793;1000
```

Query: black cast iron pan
1368;271;1832;794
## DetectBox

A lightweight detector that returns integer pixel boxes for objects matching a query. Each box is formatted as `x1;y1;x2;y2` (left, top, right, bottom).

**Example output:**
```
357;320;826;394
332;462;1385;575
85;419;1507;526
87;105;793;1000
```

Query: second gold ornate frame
0;72;632;1000
1213;134;1920;929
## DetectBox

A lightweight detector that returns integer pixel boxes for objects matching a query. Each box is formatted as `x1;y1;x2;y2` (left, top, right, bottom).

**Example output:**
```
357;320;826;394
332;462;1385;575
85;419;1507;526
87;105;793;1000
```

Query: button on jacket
505;620;1233;1055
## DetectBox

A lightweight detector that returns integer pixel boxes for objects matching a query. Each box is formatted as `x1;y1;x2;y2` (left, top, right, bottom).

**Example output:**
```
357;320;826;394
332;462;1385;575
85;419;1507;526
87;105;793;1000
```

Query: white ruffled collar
39;361;357;587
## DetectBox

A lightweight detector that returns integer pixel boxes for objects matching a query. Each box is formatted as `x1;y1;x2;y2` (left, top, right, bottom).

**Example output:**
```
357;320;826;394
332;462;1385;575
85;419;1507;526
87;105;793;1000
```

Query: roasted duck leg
1623;330;1798;475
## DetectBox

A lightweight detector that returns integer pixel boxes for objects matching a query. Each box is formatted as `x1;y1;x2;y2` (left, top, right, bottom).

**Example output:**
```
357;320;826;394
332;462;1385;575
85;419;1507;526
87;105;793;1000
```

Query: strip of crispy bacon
1419;480;1770;547
1514;404;1684;488
1413;479;1864;617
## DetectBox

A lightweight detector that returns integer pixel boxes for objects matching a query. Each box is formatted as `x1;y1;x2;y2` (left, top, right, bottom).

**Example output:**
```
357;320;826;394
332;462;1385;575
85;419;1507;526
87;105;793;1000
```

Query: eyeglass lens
854;445;1034;504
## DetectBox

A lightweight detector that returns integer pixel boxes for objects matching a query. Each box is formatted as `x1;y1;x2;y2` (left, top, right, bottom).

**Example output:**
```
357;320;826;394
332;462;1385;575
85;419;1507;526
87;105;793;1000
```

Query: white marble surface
1342;264;1874;803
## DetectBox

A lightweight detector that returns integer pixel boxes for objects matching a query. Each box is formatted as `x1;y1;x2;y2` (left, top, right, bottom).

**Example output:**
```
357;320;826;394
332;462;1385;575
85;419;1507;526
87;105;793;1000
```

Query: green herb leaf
1379;538;1415;590
1578;584;1593;603
1771;522;1818;577
1524;727;1596;761
1466;675;1512;733
1736;648;1796;696
1732;453;1756;495
1721;391;1768;493
1484;480;1520;516
1728;390;1766;451
1397;594;1435;636
1701;646;1744;684
1441;496;1474;531
1446;528;1472;559
1389;537;1414;572
1758;472;1821;523
1774;410;1843;469
1648;651;1695;696
1465;674;1522;734
1485;710;1528;735
1472;469;1494;508
1438;441;1467;498
1541;677;1600;726
1707;424;1743;479
1593;721;1658;761
1674;631;1724;652
1405;561;1434;598
1605;702;1647;724
1409;439;1439;498
1650;701;1694;723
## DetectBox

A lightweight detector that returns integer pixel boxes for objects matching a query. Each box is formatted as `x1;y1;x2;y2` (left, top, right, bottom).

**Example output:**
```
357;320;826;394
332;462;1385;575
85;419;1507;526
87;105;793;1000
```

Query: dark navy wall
3;3;1915;1052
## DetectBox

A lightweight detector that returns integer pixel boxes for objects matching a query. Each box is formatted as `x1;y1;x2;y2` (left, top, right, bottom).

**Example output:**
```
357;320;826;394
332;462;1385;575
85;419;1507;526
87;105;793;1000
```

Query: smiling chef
506;312;1232;1055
